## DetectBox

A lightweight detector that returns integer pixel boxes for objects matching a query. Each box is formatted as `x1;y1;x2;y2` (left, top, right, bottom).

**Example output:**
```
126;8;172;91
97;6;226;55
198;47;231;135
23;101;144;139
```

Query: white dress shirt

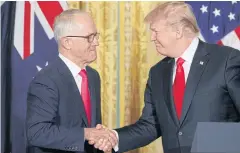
172;37;199;83
114;37;199;152
59;53;83;94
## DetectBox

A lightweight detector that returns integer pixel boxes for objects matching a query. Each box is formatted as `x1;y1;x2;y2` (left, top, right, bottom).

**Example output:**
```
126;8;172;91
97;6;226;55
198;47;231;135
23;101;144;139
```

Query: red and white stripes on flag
217;26;240;50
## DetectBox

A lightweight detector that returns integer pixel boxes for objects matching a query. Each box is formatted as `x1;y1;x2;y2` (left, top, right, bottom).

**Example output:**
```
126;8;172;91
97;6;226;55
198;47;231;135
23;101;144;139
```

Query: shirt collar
175;37;199;63
59;53;83;77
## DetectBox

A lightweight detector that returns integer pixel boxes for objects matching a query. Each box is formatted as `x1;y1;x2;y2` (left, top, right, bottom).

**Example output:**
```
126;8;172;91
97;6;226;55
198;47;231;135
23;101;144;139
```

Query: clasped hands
85;124;118;152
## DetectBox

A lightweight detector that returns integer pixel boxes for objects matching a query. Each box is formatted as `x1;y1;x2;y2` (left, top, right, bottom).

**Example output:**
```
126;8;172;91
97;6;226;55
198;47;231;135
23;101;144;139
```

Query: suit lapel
180;41;209;126
57;58;88;126
86;67;97;127
162;58;180;127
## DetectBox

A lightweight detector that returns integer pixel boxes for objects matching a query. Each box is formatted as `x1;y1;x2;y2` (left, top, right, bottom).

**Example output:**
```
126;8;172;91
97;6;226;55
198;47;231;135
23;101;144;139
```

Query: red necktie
79;69;91;125
173;57;185;119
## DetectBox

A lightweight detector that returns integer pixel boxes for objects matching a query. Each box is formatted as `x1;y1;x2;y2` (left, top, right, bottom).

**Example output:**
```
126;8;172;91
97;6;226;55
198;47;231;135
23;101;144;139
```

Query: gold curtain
68;2;164;153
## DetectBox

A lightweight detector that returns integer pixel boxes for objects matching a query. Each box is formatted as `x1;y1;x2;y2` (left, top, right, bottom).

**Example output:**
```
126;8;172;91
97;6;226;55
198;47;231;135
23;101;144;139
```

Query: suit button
178;131;183;136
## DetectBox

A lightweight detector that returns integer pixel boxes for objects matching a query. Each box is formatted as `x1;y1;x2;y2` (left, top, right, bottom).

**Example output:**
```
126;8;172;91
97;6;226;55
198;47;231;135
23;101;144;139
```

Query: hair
144;2;199;36
53;9;86;42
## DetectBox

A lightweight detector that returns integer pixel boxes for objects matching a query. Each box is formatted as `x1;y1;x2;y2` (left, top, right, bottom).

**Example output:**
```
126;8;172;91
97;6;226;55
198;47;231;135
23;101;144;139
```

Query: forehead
74;15;97;34
150;19;166;31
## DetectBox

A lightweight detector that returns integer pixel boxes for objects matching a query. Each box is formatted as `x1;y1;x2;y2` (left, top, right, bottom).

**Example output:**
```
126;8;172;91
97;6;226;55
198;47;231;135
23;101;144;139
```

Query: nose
151;32;156;41
92;38;99;46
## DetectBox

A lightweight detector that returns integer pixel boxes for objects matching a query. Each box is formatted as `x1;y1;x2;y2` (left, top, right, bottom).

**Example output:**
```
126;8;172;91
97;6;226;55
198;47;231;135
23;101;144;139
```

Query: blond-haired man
93;2;240;153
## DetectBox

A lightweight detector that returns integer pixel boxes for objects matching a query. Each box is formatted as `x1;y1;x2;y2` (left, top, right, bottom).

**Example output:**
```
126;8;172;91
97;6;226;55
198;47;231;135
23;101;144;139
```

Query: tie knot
79;69;88;78
176;57;185;66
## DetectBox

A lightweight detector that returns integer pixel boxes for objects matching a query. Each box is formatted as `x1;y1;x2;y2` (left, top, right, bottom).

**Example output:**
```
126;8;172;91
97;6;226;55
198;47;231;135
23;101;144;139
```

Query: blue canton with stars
186;1;240;43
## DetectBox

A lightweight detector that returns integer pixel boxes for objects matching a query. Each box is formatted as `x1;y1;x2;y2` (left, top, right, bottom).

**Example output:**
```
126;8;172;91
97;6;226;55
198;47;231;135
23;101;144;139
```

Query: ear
176;26;183;39
60;37;72;50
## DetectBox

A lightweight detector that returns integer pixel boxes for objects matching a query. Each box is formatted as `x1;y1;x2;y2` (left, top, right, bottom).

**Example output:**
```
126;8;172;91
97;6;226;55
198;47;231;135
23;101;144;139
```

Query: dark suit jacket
116;40;240;153
26;57;103;153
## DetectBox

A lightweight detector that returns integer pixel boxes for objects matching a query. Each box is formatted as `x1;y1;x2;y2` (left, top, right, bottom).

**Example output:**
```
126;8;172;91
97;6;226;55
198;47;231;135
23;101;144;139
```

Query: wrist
84;128;90;140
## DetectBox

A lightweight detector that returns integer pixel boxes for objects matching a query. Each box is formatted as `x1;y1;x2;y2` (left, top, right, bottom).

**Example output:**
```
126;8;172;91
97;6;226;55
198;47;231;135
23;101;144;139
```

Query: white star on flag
210;25;219;34
213;8;221;17
36;61;49;72
200;5;208;14
228;12;235;21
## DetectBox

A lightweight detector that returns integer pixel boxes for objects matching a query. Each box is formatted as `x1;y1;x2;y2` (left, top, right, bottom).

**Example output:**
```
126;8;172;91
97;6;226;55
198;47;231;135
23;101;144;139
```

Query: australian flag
1;1;67;153
187;1;240;50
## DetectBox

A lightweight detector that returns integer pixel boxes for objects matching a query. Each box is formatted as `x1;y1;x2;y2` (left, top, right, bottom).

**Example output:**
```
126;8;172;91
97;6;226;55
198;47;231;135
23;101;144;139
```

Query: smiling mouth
155;42;163;47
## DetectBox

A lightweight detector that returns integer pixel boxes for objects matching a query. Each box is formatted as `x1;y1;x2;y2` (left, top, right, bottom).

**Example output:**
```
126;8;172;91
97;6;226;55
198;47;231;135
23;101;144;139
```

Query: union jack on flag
14;1;68;59
187;1;240;50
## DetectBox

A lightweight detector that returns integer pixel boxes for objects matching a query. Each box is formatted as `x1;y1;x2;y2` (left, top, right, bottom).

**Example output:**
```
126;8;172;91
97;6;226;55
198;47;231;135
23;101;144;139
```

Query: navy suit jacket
116;41;240;153
26;57;102;153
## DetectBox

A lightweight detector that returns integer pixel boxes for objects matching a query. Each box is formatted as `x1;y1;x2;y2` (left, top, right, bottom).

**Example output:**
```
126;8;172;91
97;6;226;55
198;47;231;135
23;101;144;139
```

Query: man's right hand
84;125;118;152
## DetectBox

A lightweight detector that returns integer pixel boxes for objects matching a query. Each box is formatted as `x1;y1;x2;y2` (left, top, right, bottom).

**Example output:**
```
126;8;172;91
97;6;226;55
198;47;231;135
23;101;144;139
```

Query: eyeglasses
66;32;100;43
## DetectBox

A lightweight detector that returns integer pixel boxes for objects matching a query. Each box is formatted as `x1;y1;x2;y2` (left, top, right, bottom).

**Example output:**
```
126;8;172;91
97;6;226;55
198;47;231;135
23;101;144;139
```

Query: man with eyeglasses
26;9;117;153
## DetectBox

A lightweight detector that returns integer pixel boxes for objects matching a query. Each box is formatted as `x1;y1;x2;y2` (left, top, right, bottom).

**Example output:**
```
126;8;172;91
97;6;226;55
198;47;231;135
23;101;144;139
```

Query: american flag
1;1;67;153
186;1;240;50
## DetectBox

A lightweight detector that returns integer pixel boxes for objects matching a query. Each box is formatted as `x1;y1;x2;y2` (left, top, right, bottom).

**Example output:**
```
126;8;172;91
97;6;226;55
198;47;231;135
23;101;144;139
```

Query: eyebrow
87;31;98;35
151;27;158;32
150;26;155;31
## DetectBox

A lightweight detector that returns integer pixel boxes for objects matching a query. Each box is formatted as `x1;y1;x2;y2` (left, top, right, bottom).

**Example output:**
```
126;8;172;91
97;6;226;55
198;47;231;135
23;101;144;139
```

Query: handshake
84;124;118;152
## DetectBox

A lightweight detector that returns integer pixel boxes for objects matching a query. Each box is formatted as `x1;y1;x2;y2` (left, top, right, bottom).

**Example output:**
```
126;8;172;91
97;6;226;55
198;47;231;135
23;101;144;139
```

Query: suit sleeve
96;72;102;125
26;75;85;151
225;48;240;113
115;69;162;153
94;71;104;153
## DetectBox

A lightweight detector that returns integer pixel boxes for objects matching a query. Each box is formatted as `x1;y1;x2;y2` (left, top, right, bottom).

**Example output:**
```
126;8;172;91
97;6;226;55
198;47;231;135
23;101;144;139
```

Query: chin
156;49;166;56
92;56;97;61
91;54;97;62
